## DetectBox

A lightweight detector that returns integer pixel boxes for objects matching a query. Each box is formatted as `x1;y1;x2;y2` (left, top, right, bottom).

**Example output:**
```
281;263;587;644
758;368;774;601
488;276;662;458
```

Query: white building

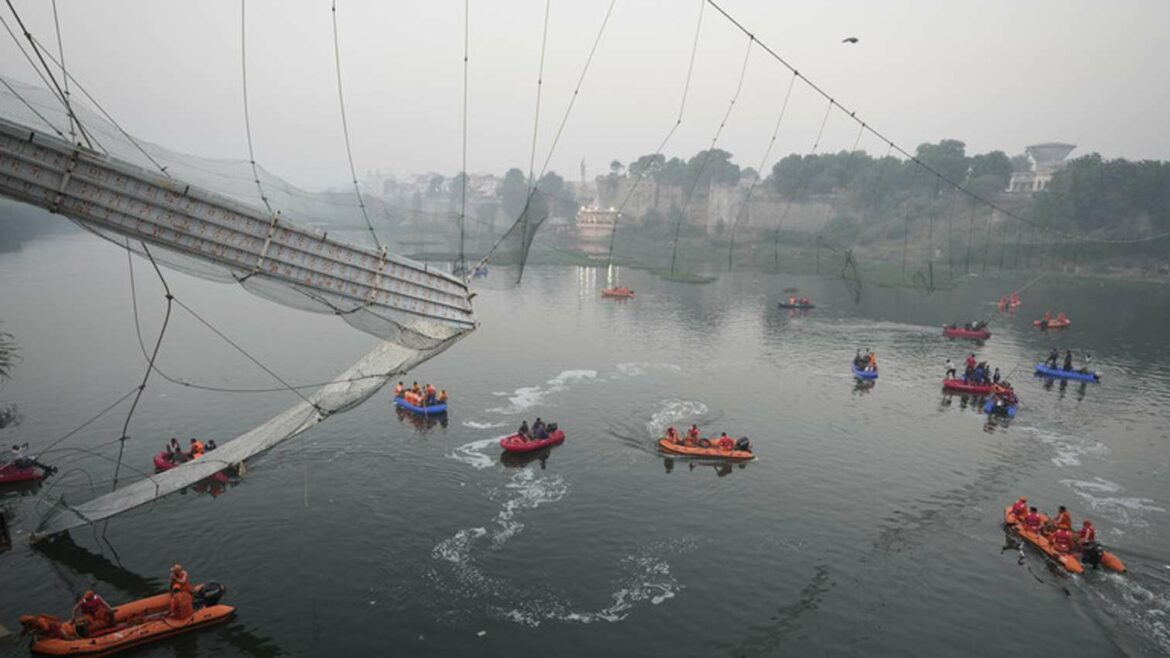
1008;143;1076;193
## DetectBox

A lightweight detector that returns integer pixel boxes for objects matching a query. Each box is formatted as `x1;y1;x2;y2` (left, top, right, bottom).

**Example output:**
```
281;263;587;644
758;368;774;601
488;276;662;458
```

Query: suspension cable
773;98;832;271
457;0;470;275
330;0;381;250
240;0;275;216
703;0;1170;246
604;0;706;273
668;34;753;276
727;71;797;270
48;0;74;143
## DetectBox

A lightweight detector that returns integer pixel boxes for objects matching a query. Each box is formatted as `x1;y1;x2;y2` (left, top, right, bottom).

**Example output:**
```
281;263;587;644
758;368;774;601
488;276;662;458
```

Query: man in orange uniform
188;439;205;461
168;583;194;621
170;563;192;593
72;590;114;636
716;433;735;451
1078;520;1096;546
1051;505;1073;531
1050;526;1074;554
1022;507;1043;532
1010;497;1028;521
685;425;700;446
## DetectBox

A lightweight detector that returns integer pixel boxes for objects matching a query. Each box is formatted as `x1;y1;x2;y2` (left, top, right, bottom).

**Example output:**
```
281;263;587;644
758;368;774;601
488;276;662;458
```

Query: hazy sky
2;0;1168;190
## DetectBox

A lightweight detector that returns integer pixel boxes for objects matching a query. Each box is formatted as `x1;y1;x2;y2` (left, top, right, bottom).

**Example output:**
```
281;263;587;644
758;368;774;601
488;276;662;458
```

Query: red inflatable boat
941;379;996;395
499;429;566;453
0;462;45;484
942;326;991;340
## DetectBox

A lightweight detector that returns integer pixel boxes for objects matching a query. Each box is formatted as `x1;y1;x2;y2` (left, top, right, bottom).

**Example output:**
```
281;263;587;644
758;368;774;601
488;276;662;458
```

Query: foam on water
646;399;709;437
488;369;598;414
612;362;682;378
1021;427;1110;467
462;420;507;429
1060;477;1166;528
448;437;505;470
492;469;569;545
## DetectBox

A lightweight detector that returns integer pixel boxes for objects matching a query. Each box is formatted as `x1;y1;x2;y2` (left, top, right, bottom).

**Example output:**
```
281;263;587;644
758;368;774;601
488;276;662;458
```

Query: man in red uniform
1010;497;1028;521
1022;507;1043;532
1078;520;1096;546
1051;526;1074;553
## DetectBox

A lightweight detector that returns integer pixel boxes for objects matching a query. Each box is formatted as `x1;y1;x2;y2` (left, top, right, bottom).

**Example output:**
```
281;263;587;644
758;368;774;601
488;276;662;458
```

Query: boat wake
611;362;682;379
1020;427;1110;468
447;437;505;470
487;369;598;414
1059;477;1166;529
429;467;689;627
646;399;709;437
462;420;507;429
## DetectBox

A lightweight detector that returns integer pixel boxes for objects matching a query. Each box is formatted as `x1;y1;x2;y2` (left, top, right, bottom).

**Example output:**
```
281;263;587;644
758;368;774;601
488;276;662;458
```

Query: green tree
498;168;529;219
629;153;665;179
427;174;445;197
969;151;1012;188
915;139;968;185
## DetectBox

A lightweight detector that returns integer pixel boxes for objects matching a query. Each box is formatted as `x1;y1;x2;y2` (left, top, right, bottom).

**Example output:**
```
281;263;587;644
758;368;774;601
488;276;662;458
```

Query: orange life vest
1054;510;1072;530
717;436;734;450
1051;528;1073;553
190;441;204;459
1010;501;1028;519
1079;525;1095;543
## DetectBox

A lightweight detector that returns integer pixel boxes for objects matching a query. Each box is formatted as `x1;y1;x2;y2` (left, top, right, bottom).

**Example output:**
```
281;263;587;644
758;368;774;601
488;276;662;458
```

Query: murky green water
1;231;1168;657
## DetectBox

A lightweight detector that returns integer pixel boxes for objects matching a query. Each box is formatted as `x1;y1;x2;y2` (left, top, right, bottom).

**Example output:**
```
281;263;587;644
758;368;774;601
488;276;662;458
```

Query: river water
1;231;1168;657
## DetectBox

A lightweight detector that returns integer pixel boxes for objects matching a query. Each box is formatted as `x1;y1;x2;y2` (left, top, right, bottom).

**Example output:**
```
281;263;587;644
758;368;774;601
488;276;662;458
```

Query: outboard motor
547;422;558;432
194;582;226;607
735;437;752;453
1081;542;1104;569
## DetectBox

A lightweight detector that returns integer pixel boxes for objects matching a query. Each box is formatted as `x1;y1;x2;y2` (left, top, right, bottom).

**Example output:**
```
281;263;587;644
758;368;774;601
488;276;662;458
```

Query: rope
330;0;381;251
240;0;275;217
900;165;922;281
526;0;551;193
35;388;139;456
477;0;617;278
668;34;754;276
0;11;70;137
0;75;65;138
49;0;74;143
457;0;469;274
703;0;1170;246
603;0;706;273
727;71;797;270
109;245;172;492
773;98;832;271
3;0;93;149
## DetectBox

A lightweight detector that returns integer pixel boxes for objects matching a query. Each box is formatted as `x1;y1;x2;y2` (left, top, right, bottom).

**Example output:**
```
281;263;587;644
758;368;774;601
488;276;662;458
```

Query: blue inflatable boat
852;363;879;380
1034;363;1100;382
983;398;1018;418
394;397;448;415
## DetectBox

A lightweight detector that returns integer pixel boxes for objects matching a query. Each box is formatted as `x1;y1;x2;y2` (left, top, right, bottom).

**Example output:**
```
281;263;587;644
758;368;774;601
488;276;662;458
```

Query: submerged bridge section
0;116;476;344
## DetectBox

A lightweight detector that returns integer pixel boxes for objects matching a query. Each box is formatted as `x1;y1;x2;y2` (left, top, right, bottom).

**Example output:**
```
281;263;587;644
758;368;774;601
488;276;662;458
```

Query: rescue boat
1003;506;1125;574
851;363;878;380
942;326;991;340
657;438;754;461
393;396;448;415
1034;363;1100;382
941;379;996;395
21;584;233;656
1033;317;1071;329
152;453;230;483
0;462;47;484
601;287;635;299
500;429;565;453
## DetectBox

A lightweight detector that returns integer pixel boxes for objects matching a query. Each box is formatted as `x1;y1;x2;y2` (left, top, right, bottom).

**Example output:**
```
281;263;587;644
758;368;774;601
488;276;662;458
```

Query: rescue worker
1010;497;1028;520
993;367;1001;384
438;389;448;403
867;351;877;372
393;381;405;397
168;582;195;620
170;563;192;593
188;438;205;461
1078;520;1096;546
411;381;421;395
1022;507;1043;532
686;425;700;445
1051;526;1074;554
945;358;956;379
517;420;530;440
1052;505;1073;531
665;426;681;444
716;433;735;451
1046;348;1060;368
966;353;977;371
531;418;547;439
72;590;114;635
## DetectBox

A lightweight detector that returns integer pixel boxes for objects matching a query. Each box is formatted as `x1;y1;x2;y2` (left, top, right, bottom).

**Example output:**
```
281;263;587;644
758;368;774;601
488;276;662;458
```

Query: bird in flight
842;37;859;44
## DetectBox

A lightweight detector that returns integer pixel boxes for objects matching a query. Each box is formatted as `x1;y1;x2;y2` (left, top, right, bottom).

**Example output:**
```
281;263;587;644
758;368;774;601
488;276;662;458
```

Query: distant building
1008;143;1076;193
576;205;619;255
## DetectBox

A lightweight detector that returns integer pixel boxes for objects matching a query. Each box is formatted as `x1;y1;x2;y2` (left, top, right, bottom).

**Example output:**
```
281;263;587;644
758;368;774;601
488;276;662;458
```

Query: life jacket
686;427;700;440
966;356;976;368
78;594;109;617
1051;528;1073;553
1023;513;1042;530
717;436;734;450
1054;511;1072;530
190;441;204;459
1079;525;1096;543
170;568;192;594
393;384;404;396
1011;501;1028;519
426;384;436;397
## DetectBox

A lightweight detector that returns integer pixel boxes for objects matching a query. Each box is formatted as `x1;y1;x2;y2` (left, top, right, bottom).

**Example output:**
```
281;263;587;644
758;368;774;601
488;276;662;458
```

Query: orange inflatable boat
1003;507;1125;574
657;438;754;461
601;287;635;299
21;584;233;656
